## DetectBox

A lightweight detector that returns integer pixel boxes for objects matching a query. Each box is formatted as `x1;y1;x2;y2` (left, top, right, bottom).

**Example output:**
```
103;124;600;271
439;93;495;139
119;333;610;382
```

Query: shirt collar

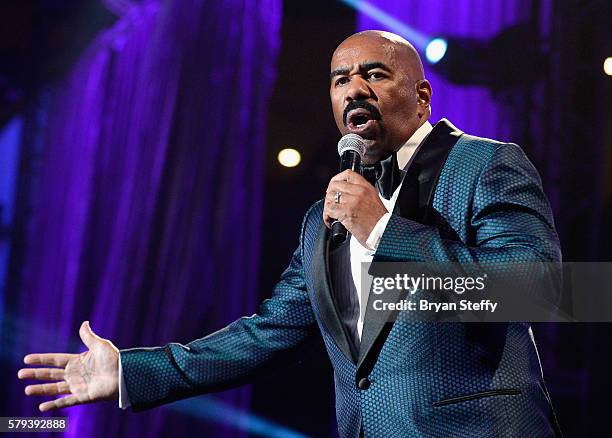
396;120;433;170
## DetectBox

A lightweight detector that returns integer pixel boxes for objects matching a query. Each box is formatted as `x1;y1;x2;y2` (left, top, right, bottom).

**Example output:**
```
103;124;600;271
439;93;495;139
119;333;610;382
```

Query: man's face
330;36;423;165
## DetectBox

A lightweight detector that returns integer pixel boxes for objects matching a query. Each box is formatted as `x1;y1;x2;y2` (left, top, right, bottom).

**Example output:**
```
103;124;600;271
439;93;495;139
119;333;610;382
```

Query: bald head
328;30;432;164
332;30;425;82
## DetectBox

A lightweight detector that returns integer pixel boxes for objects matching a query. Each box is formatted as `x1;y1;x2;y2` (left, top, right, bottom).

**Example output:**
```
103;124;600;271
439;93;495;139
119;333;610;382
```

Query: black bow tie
361;152;405;200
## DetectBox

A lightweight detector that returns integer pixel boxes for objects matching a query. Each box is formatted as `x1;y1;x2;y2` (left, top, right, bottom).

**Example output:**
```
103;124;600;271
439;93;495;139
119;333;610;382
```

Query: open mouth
346;108;379;135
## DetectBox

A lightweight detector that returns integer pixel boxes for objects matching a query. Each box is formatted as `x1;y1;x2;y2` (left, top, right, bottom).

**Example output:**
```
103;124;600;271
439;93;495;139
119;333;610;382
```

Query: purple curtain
9;0;281;437
357;0;540;141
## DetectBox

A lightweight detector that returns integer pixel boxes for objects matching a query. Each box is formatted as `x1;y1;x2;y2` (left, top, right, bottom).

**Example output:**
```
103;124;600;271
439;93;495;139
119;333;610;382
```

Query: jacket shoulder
447;132;530;176
298;199;324;250
301;199;324;232
456;132;511;157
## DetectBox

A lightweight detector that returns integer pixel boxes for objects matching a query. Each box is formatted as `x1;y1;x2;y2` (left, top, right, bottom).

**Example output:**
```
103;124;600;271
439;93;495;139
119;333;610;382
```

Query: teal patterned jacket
121;120;563;437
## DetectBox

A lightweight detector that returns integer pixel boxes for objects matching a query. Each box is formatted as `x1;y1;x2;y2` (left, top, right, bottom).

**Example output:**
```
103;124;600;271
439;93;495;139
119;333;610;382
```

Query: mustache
342;100;382;126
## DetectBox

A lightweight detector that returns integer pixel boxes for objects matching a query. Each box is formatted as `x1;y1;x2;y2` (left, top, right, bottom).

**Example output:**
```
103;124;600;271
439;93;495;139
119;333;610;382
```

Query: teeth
355;117;369;127
348;111;373;129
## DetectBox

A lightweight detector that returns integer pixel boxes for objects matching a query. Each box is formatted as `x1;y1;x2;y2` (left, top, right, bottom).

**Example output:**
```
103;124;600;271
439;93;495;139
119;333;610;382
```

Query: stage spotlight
338;0;429;49
337;1;544;90
426;24;545;90
604;57;612;76
425;38;447;64
277;148;301;168
425;37;493;86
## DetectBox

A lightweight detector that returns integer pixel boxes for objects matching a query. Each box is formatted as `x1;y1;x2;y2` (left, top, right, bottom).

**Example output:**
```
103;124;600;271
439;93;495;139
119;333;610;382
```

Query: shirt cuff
366;212;392;251
118;353;131;409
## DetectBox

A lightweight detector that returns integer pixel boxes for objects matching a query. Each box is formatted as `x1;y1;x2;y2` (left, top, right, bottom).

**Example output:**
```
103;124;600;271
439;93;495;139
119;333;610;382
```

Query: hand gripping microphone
331;133;366;245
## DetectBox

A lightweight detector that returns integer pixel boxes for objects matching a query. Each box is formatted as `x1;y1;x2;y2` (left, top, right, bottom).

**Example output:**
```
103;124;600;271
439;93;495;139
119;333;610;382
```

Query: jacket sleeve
375;143;562;264
120;208;319;411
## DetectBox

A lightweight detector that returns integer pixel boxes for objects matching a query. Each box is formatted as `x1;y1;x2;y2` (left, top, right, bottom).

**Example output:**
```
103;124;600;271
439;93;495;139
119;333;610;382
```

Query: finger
326;180;365;196
323;195;339;216
330;169;356;181
79;321;101;349
323;194;356;224
18;368;65;381
323;202;341;228
24;353;76;367
323;210;334;228
25;381;70;397
325;190;357;208
39;395;81;412
330;169;364;183
323;215;346;230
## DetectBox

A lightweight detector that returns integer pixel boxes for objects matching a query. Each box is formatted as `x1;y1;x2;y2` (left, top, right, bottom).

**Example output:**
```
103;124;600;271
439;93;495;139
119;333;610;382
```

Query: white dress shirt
351;120;433;339
119;120;434;409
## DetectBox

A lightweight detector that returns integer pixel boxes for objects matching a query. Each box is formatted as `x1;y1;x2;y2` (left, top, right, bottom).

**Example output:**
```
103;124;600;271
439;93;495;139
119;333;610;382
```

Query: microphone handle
331;150;362;245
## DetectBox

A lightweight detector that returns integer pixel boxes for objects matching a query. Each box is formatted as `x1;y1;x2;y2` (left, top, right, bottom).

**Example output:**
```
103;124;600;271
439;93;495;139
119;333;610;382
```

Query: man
18;31;562;437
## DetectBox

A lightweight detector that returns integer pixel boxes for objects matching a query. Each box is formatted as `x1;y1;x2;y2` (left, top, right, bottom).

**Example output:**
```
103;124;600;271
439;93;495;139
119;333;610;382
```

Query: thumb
79;321;100;349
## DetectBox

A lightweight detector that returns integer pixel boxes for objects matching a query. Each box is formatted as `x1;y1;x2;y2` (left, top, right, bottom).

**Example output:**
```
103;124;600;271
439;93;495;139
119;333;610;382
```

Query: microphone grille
337;133;366;158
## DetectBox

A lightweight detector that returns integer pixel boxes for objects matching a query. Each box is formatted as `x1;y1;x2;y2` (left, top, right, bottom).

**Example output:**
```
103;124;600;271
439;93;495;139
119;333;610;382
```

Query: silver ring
334;191;342;204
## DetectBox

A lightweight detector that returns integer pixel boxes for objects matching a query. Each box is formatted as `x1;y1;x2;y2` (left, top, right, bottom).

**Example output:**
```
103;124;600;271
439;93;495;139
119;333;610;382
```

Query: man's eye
335;77;349;86
368;72;385;80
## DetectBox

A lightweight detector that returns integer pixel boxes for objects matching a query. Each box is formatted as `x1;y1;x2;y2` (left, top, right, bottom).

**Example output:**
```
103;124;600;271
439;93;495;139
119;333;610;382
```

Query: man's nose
345;76;372;102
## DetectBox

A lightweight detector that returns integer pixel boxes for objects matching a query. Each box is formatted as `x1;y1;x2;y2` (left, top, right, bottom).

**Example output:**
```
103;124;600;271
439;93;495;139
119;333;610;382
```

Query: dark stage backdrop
357;1;611;436
358;0;542;140
5;0;281;437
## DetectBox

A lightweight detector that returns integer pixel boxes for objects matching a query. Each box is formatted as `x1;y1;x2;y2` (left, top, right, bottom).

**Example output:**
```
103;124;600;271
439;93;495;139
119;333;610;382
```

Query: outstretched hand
18;321;119;412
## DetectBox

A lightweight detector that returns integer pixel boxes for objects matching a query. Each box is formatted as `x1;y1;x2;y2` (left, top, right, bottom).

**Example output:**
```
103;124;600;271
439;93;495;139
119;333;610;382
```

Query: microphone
331;133;366;245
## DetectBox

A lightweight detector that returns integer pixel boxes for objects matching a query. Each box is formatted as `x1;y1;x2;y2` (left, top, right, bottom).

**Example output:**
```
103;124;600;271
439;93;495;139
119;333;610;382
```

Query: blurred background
0;0;610;437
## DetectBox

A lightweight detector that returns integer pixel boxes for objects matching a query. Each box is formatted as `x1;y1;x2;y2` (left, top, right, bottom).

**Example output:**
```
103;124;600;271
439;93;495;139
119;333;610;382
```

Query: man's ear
415;79;432;117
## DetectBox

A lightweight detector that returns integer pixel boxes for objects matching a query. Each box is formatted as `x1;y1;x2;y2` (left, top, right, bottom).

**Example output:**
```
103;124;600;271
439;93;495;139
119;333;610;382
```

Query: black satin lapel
357;279;410;369
395;118;463;222
357;119;463;369
312;223;355;363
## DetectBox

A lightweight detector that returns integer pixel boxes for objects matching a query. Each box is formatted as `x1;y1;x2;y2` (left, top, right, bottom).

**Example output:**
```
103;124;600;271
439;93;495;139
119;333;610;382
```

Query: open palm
18;321;119;412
